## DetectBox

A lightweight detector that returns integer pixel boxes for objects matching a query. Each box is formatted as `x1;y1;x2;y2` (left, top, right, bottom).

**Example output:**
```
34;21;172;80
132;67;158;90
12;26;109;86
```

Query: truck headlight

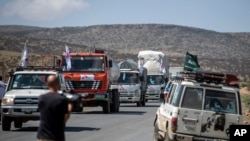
2;97;14;105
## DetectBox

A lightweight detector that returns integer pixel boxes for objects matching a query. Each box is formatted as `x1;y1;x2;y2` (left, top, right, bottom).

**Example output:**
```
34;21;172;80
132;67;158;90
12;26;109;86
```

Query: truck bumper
145;93;160;100
1;105;40;118
119;96;140;103
171;133;228;141
80;93;109;101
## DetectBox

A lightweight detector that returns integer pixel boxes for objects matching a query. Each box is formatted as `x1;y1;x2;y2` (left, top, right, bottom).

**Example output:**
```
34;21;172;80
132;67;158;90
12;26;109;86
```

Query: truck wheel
115;90;120;112
141;94;146;107
136;101;142;107
111;90;120;113
72;100;83;112
2;116;11;131
103;101;110;114
14;121;23;128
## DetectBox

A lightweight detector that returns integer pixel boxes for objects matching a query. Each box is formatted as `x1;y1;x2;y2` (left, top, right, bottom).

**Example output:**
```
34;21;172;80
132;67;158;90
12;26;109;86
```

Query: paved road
0;102;160;141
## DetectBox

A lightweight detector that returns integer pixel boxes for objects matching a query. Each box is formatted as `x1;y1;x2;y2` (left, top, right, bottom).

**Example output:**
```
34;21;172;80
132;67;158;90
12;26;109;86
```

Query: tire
110;90;119;113
72;100;83;112
14;121;23;128
103;100;110;114
115;90;120;112
136;101;142;107
153;123;164;141
141;94;146;107
2;116;11;131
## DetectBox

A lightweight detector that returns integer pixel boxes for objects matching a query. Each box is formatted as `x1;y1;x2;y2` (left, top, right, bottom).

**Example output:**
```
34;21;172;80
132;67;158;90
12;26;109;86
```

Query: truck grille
66;80;102;90
14;98;38;105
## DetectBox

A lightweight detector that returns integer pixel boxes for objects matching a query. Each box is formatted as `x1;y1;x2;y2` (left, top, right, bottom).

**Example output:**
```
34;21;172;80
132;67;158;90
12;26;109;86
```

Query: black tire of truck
2;116;11;131
136;99;142;107
110;89;119;113
103;99;110;114
141;94;146;107
14;120;23;128
72;99;83;112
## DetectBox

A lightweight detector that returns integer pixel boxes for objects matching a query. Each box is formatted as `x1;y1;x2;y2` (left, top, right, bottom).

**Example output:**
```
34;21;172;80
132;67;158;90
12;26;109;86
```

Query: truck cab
118;69;146;107
61;50;120;113
146;74;166;101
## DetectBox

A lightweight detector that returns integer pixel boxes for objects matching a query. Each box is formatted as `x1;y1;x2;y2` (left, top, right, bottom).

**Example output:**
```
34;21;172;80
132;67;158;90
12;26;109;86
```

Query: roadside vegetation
240;81;250;124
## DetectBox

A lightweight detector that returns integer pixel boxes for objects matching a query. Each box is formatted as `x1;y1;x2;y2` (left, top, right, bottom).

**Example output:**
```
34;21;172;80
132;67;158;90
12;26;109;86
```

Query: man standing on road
37;75;72;141
0;76;6;125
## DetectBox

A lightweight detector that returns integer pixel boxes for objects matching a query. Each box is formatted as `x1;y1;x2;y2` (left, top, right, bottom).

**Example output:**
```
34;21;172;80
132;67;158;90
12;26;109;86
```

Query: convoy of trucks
61;49;120;113
138;50;169;101
118;60;147;106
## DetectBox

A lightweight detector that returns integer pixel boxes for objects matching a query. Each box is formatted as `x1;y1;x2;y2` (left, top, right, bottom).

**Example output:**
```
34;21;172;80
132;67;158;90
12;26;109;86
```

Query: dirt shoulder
240;87;250;124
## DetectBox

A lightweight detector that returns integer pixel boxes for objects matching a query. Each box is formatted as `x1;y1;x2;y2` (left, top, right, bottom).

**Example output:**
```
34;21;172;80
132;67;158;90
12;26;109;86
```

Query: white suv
1;67;69;131
153;72;242;141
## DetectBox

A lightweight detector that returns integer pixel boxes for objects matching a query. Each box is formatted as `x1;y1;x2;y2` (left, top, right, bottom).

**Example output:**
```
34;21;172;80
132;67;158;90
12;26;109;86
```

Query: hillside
0;24;249;81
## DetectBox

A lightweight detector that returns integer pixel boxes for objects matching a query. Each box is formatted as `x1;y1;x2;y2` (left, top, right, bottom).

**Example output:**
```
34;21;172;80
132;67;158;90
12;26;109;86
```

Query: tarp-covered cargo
118;59;138;70
138;50;169;77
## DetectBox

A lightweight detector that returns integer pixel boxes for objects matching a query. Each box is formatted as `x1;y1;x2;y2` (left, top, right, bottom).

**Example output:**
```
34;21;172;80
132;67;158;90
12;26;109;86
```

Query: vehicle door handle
182;117;198;122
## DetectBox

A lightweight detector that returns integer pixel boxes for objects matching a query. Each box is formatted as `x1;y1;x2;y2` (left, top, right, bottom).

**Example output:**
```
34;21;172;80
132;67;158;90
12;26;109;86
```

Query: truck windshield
63;56;104;72
118;72;139;84
10;74;49;89
147;75;164;85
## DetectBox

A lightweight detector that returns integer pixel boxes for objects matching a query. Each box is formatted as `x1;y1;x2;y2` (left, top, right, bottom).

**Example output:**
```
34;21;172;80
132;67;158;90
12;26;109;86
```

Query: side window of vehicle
167;84;177;103
171;85;183;106
181;87;203;110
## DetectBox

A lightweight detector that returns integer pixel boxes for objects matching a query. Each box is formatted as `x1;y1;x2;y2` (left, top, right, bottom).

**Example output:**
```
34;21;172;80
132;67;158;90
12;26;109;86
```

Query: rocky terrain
0;24;250;81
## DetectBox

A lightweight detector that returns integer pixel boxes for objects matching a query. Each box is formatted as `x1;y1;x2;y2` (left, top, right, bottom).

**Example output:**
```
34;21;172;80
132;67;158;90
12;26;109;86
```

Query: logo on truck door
80;74;94;81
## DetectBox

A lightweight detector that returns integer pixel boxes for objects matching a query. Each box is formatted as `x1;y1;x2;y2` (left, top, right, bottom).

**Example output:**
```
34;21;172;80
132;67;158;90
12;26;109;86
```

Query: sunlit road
0;102;160;141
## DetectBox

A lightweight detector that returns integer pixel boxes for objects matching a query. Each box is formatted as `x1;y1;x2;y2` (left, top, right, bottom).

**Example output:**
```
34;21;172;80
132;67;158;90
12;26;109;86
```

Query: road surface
0;102;160;141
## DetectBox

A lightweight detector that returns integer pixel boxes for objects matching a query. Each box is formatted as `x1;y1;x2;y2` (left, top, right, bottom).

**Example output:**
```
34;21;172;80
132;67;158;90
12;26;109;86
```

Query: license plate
21;108;36;112
96;95;105;98
183;121;196;131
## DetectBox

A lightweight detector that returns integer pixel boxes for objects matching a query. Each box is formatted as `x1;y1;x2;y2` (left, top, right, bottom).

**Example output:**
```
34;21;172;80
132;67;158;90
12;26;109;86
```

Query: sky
0;0;250;32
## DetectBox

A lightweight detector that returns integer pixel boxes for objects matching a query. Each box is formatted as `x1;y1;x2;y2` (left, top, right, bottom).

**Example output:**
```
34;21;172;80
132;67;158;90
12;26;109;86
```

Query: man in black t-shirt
37;75;72;141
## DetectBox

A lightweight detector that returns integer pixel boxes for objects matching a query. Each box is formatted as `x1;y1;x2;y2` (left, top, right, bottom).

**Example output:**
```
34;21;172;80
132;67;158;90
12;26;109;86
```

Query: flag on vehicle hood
183;52;200;71
160;57;166;73
63;45;71;70
20;43;28;67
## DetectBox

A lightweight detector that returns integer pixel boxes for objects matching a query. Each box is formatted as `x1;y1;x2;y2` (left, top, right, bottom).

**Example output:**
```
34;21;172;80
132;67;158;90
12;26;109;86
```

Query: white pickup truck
1;66;81;131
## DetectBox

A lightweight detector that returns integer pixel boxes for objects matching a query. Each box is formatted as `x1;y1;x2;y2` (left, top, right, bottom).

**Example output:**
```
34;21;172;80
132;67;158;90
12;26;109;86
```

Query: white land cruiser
1;66;81;131
153;71;242;141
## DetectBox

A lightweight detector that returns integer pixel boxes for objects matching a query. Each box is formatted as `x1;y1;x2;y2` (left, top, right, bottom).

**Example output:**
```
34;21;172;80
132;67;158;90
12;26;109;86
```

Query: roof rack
16;66;62;72
180;71;239;88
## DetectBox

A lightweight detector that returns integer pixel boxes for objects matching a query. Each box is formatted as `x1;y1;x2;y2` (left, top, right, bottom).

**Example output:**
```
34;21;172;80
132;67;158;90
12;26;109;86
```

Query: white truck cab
154;71;242;141
118;69;142;106
146;74;166;101
1;66;67;131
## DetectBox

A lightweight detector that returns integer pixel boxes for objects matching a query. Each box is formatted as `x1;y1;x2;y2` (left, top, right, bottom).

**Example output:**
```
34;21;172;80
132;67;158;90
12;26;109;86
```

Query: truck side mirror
56;59;61;67
109;60;113;68
8;69;14;77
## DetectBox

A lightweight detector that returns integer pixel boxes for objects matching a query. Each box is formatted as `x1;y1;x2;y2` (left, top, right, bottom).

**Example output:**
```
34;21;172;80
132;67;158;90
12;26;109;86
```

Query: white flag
63;45;71;70
20;44;28;67
160;58;166;73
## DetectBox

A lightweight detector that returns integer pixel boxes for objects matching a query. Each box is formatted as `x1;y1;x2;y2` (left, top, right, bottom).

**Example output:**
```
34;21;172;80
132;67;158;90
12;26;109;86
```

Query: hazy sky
0;0;249;32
